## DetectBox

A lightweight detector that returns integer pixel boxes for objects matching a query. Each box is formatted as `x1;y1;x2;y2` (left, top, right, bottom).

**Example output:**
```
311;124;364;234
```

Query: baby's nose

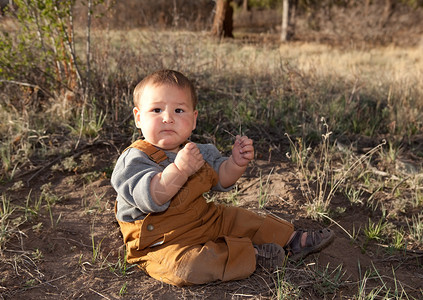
162;112;174;123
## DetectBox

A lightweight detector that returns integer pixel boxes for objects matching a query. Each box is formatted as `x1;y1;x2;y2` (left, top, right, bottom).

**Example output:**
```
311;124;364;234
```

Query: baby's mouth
161;129;176;134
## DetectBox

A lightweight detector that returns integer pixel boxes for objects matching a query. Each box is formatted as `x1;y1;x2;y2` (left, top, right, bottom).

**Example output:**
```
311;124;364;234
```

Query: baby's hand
231;135;254;167
174;142;205;177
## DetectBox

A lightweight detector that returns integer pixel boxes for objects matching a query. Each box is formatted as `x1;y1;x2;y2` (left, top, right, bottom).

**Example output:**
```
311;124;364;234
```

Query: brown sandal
285;228;334;261
254;243;286;271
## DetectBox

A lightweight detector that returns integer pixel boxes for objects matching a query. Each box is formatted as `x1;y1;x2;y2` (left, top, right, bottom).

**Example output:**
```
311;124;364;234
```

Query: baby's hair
133;69;198;109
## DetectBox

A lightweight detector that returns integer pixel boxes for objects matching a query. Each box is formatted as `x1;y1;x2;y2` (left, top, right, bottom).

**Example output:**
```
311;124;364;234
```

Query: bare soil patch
1;143;422;299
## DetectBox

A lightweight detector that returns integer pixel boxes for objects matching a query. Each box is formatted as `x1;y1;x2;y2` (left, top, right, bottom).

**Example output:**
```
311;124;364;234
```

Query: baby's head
133;69;197;109
132;70;199;151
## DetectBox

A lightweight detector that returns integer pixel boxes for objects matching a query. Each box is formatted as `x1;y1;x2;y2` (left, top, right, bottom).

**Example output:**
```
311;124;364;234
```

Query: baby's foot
254;243;286;271
285;228;334;261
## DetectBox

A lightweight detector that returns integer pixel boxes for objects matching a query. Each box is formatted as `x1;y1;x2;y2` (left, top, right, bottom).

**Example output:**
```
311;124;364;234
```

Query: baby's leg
141;237;256;286
220;206;294;247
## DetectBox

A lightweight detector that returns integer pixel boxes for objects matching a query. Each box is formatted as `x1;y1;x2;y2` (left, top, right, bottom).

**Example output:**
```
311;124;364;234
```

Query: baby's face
133;84;198;152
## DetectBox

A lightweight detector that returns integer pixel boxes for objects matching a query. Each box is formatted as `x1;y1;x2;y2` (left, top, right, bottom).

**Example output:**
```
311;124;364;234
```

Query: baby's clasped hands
174;142;205;177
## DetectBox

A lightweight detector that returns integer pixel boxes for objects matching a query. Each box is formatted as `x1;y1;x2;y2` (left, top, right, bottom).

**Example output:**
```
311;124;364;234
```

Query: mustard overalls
116;140;294;286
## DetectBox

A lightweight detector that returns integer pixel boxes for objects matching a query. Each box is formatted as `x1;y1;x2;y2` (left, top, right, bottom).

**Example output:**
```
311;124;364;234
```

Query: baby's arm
150;142;205;205
219;135;254;188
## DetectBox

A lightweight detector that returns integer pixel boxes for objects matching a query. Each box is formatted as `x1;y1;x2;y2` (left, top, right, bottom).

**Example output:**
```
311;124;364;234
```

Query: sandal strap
285;229;305;254
305;229;329;247
285;228;333;257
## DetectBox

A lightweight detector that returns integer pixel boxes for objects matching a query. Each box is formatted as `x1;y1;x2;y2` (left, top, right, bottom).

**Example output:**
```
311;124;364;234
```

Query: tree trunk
242;0;248;12
211;0;234;38
290;0;297;36
280;0;297;42
280;0;289;42
381;0;395;28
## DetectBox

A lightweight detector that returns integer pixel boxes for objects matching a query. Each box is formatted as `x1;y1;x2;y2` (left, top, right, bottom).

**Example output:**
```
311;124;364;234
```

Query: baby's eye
175;108;184;113
152;108;162;113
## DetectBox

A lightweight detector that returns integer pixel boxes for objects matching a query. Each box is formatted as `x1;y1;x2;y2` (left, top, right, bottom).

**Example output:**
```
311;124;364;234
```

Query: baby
111;69;334;286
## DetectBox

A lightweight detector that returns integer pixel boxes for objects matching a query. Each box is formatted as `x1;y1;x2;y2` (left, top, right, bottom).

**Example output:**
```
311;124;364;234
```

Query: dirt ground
1;141;422;299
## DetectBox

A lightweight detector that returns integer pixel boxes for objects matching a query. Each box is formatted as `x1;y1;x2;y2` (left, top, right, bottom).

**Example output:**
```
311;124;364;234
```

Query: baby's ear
192;110;198;130
133;107;141;128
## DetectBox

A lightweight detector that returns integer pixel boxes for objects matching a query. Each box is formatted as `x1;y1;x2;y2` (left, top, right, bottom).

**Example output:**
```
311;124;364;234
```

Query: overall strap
124;139;167;164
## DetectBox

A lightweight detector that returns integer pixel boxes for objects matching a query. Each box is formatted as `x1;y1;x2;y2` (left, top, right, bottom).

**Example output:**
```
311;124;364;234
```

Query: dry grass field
1;6;423;298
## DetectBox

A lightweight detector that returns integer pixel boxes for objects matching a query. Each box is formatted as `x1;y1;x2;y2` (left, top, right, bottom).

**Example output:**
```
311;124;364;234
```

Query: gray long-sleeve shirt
111;143;232;222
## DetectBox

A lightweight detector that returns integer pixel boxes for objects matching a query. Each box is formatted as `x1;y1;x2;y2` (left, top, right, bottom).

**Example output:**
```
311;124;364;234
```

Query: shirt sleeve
111;148;171;218
197;143;234;192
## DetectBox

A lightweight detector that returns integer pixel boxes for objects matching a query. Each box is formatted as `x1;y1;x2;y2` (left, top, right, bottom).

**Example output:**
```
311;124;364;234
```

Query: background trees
211;0;234;37
32;0;418;47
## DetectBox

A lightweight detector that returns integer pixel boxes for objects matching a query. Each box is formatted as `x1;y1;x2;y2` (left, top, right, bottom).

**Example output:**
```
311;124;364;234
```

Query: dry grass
1;26;423;298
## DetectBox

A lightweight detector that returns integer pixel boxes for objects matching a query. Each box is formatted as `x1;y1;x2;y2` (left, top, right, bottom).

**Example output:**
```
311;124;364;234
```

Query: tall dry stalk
286;118;386;220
